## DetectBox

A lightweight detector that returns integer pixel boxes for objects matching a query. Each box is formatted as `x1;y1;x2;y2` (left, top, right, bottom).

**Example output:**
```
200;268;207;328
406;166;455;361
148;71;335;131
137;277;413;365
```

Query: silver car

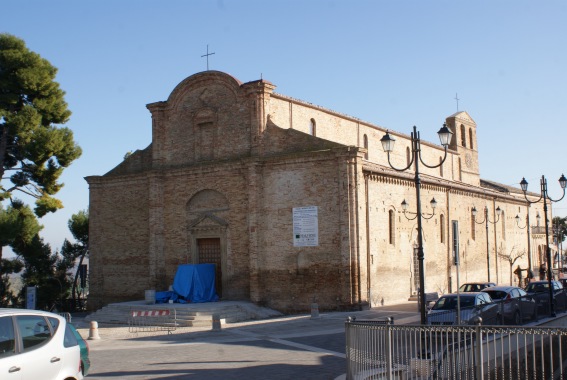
427;292;500;325
481;285;537;324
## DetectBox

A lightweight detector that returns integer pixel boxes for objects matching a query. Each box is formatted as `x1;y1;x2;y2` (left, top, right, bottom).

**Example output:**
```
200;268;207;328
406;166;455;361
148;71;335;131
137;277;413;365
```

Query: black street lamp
472;205;501;283
520;175;567;317
381;124;453;324
401;198;438;220
515;213;533;273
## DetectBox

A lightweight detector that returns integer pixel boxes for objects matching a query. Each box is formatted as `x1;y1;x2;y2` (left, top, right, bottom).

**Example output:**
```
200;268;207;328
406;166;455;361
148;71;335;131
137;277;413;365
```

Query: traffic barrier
128;309;177;334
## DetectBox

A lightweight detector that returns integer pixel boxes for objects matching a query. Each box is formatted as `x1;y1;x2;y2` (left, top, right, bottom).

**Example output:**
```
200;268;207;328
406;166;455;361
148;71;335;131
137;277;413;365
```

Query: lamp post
381;124;453;324
472;205;501;283
520;174;567;317
515;213;533;273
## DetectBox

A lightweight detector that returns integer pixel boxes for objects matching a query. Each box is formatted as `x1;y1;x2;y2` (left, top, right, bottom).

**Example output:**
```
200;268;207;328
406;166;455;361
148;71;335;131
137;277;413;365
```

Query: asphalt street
76;302;420;379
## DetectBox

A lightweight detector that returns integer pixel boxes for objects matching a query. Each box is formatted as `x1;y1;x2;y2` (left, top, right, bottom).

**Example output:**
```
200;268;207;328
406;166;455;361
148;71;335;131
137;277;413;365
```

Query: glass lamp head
437;123;453;147
380;131;396;152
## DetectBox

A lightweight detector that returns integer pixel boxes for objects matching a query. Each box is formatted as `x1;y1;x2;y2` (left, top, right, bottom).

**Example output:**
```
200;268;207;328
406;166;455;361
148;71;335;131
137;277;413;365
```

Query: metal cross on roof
201;44;215;71
455;93;460;111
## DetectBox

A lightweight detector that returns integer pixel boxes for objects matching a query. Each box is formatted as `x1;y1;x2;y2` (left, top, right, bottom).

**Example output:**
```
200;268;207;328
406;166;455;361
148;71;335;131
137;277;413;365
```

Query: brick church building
86;71;548;313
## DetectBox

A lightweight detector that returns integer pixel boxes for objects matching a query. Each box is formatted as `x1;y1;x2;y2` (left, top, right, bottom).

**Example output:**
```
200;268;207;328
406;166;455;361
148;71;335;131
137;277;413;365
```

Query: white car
0;308;83;380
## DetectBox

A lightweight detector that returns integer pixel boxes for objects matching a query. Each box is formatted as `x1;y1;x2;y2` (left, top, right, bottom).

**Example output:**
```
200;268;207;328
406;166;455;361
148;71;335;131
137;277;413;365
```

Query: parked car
458;282;496;292
427;292;500;325
525;280;567;313
0;308;83;380
481;285;537;324
69;323;90;377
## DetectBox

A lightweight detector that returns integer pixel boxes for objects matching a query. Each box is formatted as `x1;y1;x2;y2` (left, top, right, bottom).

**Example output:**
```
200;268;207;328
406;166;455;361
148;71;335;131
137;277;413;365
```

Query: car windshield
432;296;475;310
459;284;481;292
527;283;549;293
484;290;507;300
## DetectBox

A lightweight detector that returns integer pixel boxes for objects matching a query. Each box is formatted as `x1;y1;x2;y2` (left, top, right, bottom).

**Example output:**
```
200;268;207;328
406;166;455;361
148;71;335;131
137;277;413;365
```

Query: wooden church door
197;238;222;297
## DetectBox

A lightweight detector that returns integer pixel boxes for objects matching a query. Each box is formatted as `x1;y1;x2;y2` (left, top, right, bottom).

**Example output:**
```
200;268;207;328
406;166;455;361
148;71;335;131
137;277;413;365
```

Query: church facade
86;71;549;313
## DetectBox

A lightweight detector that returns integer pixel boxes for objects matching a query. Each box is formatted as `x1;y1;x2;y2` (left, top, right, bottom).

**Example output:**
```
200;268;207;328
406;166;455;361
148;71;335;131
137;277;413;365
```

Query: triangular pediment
448;111;476;125
189;212;229;229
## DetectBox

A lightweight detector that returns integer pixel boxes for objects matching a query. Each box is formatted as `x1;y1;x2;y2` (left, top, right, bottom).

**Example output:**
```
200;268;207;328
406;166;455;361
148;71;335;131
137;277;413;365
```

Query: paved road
78;302;420;379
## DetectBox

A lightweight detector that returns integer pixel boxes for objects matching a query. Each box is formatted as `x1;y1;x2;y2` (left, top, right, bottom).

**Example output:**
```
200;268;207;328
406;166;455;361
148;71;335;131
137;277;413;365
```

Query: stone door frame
189;224;228;298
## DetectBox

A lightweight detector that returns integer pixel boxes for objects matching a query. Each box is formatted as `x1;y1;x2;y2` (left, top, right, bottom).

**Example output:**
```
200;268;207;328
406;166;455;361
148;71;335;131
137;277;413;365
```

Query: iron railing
345;317;567;379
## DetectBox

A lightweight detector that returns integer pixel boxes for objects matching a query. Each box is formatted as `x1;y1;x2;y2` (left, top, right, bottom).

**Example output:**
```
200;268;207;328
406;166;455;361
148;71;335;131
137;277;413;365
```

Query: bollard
88;321;101;340
212;313;221;331
310;303;320;319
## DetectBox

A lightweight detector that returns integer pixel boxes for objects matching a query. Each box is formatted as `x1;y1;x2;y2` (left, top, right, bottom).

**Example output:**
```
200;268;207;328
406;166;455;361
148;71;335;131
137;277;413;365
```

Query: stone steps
84;300;281;328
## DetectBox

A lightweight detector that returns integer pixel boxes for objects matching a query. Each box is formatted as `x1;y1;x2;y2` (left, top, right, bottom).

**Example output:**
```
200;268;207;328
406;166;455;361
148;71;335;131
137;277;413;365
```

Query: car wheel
513;311;521;325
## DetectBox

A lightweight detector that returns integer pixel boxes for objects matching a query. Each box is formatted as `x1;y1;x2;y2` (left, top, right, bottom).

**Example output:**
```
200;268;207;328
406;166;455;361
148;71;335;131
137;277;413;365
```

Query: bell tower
445;111;480;186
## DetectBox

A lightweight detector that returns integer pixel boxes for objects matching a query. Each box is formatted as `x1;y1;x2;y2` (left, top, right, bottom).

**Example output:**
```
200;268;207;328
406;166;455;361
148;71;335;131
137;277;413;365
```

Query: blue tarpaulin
172;264;219;303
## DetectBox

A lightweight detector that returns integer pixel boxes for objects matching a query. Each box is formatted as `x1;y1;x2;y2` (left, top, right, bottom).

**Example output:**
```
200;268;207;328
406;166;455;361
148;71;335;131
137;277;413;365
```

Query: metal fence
345;317;567;380
128;309;177;334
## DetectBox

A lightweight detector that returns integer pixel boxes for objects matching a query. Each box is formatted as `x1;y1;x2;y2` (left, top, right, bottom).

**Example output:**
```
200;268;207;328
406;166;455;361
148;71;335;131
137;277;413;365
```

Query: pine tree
0;33;81;263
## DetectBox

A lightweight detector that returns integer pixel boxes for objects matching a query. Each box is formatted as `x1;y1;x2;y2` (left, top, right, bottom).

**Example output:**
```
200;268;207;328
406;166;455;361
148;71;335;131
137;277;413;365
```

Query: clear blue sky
3;1;567;254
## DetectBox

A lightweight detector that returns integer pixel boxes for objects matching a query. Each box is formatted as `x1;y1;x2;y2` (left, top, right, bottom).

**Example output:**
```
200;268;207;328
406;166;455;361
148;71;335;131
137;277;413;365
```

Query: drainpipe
446;187;452;292
492;198;499;284
353;155;362;309
365;174;371;306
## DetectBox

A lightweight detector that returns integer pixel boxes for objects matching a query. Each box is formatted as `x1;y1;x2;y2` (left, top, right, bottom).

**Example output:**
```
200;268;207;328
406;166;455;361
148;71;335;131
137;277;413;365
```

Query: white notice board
293;206;318;247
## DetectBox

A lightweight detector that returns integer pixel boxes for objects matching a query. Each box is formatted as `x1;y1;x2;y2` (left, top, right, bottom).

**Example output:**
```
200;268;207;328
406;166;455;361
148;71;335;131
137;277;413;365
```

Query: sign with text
293;206;319;247
26;286;37;310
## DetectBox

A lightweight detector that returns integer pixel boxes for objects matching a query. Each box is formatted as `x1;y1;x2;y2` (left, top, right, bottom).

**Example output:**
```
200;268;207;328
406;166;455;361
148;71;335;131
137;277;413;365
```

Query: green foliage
0;201;40;306
68;210;88;245
1;258;23;274
0;208;89;310
0;257;23;307
59;239;83;270
0;201;42;249
0;33;82;216
0;33;87;310
553;216;567;244
15;235;60;310
67;210;88;307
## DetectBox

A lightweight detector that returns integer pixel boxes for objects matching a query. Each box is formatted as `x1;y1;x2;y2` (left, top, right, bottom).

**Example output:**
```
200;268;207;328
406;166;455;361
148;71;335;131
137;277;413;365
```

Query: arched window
469;128;474;150
309;119;316;136
439;157;443;177
471;209;476;240
440;214;445;243
406;147;411;167
460;124;466;147
389;210;395;245
458;158;462;181
363;134;368;160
